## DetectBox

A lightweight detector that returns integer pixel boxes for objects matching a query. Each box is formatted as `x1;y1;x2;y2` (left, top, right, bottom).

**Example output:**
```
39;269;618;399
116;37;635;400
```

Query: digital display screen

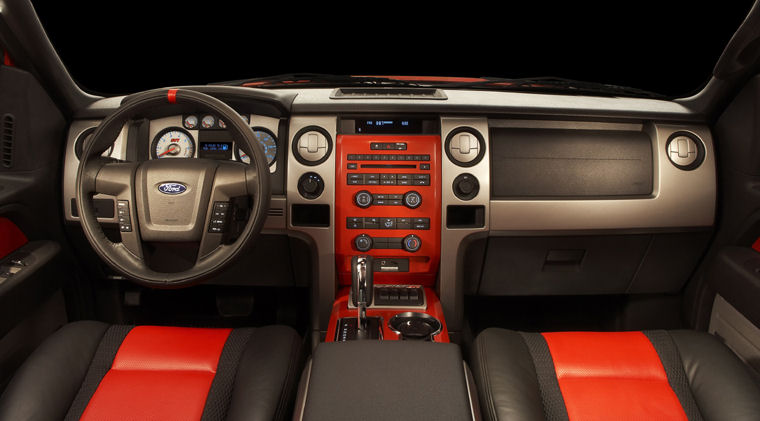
356;119;422;134
199;142;232;159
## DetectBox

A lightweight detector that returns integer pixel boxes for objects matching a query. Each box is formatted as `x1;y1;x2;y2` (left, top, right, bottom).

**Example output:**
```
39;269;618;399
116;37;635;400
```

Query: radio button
355;190;373;208
380;218;396;230
363;217;380;229
354;234;373;252
403;235;422;252
403;191;422;209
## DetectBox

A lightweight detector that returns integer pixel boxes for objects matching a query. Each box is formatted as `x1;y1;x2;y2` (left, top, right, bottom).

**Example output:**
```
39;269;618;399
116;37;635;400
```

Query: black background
32;1;755;97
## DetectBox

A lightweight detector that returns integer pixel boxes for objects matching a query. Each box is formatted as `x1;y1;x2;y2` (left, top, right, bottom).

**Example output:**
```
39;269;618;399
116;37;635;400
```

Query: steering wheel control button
666;132;704;170
117;200;132;232
293;126;332;166
445;127;486;167
354;234;373;252
298;172;325;199
403;191;422;209
403;234;422;252
453;173;480;200
208;201;230;233
354;190;373;208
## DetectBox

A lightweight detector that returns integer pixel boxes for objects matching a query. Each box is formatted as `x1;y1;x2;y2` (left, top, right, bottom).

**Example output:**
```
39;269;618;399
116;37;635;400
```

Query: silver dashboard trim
488;123;716;231
62;120;128;223
290;88;700;121
439;117;491;333
286;115;338;338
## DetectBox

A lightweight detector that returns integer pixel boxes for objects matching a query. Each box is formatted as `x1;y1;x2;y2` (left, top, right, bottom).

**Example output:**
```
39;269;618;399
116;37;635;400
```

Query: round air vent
444;127;485;167
292;126;332;166
666;132;705;171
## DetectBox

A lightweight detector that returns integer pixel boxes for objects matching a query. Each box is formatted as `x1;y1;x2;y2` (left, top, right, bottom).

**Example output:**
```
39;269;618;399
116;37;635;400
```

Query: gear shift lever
351;255;374;339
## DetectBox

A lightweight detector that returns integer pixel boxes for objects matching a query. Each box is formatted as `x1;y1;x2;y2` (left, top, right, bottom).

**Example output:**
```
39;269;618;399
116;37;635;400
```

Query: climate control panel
335;133;441;286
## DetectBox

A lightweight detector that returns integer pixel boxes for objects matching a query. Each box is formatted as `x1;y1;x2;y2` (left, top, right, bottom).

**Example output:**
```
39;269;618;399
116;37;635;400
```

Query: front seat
471;328;760;421
0;321;302;421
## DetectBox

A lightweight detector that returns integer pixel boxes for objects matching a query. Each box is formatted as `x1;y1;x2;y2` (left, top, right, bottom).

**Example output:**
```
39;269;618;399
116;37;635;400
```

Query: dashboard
62;87;717;334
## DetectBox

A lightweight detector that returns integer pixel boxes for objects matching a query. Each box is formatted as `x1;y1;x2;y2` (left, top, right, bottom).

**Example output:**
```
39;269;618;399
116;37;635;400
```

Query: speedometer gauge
151;128;195;159
235;127;277;166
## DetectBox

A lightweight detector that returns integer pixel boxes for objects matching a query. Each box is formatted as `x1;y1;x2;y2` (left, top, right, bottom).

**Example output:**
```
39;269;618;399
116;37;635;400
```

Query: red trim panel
542;331;687;421
167;89;178;104
2;51;13;67
325;287;449;342
80;326;231;421
335;135;441;286
752;237;760;253
0;217;27;259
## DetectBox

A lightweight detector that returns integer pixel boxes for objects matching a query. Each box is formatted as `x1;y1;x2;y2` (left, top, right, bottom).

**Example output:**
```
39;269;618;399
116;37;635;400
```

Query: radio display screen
356;119;422;134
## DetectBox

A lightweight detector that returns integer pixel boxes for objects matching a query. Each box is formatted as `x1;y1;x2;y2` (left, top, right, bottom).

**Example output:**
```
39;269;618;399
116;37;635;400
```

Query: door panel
0;57;72;389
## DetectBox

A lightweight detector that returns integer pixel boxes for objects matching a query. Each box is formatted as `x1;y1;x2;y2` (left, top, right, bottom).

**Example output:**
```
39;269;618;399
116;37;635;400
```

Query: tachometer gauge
151;128;195;159
201;115;215;129
235;127;277;166
183;115;198;129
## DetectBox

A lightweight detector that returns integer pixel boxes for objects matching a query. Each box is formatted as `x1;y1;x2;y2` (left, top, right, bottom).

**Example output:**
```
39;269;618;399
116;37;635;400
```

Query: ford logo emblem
157;182;187;195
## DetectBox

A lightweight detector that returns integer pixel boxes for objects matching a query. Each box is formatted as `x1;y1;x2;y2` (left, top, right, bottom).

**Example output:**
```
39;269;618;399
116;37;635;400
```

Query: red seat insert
542;331;687;421
80;326;232;421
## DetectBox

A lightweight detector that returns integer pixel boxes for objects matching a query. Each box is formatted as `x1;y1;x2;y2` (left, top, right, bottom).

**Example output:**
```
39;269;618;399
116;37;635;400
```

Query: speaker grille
1;114;14;168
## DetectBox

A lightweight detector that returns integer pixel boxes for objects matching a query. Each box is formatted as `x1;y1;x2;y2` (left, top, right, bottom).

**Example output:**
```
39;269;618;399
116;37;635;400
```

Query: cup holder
388;312;442;341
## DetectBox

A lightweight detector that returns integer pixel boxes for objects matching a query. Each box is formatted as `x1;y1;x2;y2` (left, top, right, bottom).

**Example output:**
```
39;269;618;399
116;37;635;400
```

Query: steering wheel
75;89;271;287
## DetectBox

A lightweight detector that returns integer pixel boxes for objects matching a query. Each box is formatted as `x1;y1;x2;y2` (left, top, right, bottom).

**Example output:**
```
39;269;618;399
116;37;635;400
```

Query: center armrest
294;341;478;421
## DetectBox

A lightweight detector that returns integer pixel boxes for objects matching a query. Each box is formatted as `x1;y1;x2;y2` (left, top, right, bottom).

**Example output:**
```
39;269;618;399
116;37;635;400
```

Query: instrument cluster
150;113;278;168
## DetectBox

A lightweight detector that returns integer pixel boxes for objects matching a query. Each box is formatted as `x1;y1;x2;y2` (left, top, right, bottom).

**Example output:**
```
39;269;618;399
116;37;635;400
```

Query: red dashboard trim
542;331;688;421
335;134;441;286
325;287;449;343
80;326;232;421
0;217;27;260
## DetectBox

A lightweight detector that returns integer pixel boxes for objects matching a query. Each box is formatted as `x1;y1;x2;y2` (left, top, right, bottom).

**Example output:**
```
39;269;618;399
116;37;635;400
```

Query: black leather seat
471;328;760;421
0;321;303;421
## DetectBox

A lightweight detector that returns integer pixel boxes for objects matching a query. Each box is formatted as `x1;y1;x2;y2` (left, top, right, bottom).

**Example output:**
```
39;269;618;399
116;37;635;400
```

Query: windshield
33;2;754;98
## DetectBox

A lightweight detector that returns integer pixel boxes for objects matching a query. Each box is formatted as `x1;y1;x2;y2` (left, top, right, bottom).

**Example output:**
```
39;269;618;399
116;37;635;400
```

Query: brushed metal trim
291;88;700;121
488;123;716;230
347;285;428;310
293;359;312;421
62;120;127;223
286;116;338;336
439;117;490;333
709;295;760;378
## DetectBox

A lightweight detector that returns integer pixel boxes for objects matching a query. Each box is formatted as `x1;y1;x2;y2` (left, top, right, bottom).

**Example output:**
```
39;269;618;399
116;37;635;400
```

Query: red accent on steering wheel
167;89;178;104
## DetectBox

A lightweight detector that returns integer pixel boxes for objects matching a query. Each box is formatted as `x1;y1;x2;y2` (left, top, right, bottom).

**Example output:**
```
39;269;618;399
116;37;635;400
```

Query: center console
293;340;480;421
328;117;447;343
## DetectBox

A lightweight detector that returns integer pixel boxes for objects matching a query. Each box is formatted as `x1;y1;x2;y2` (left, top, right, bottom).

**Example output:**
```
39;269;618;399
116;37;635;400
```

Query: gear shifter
351;255;374;339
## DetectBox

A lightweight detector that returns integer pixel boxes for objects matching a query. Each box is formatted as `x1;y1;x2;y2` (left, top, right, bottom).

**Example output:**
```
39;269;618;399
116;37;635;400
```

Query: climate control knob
354;234;373;252
354;190;373;208
403;191;422;209
402;234;422;252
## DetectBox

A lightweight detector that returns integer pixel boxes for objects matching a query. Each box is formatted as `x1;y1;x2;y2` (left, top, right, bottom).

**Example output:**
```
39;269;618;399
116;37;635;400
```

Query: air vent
330;87;447;100
1;114;15;168
267;207;284;217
